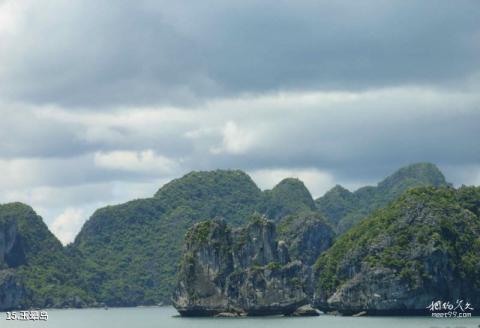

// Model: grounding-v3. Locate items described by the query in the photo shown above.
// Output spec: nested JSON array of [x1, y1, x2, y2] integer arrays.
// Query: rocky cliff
[[277, 211, 335, 265], [0, 218, 26, 310], [173, 216, 312, 316], [0, 270, 25, 310], [314, 186, 480, 315], [0, 218, 25, 269]]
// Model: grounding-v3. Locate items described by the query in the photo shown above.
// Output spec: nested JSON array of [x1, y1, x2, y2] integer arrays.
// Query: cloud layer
[[1, 0, 479, 243]]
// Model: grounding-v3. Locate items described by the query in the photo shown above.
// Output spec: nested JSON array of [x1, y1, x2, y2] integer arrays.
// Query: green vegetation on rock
[[314, 186, 480, 314], [315, 185, 358, 228], [261, 178, 316, 221]]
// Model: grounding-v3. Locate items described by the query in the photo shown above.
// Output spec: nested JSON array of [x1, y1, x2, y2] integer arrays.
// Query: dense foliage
[[314, 185, 358, 227], [260, 178, 316, 221], [154, 170, 264, 226], [315, 163, 449, 233]]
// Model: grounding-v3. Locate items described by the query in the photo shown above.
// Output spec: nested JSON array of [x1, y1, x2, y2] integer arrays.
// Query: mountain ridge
[[315, 163, 449, 233], [0, 162, 466, 311]]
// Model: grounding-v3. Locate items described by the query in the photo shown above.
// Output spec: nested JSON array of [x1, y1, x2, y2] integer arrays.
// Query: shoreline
[[2, 306, 478, 319]]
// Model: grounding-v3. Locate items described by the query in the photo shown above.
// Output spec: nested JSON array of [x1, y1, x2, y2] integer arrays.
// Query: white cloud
[[93, 150, 176, 173], [0, 0, 25, 35], [210, 121, 257, 155], [51, 207, 86, 245], [249, 168, 336, 198], [0, 158, 39, 189]]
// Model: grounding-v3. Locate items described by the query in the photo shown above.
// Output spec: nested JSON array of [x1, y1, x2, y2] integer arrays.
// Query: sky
[[1, 0, 479, 244]]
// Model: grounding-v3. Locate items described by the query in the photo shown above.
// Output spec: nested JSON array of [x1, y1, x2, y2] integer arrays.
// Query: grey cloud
[[2, 88, 479, 189], [0, 105, 195, 158], [0, 0, 479, 107], [0, 106, 91, 158], [180, 91, 480, 184]]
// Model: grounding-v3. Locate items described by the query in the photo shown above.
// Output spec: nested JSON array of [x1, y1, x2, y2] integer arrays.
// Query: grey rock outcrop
[[0, 219, 26, 311], [0, 270, 25, 311], [277, 211, 335, 265], [289, 304, 320, 316], [1, 219, 26, 269], [172, 216, 309, 316]]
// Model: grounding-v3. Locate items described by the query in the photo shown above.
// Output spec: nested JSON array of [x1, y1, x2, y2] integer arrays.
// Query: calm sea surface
[[2, 306, 480, 328]]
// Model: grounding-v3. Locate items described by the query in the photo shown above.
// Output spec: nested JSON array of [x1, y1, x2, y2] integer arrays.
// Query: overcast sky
[[1, 0, 479, 244]]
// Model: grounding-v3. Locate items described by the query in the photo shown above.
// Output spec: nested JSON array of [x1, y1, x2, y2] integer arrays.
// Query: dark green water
[[2, 306, 480, 328]]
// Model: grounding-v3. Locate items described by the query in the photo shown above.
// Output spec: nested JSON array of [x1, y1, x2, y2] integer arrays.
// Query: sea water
[[2, 306, 479, 328]]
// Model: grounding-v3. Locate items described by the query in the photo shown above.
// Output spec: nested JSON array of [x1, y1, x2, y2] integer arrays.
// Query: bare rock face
[[0, 270, 25, 310], [225, 260, 308, 315], [322, 266, 442, 315], [289, 304, 320, 316], [172, 219, 234, 316], [232, 218, 278, 269], [0, 220, 26, 269], [0, 220, 26, 311], [277, 211, 335, 265], [172, 216, 309, 316]]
